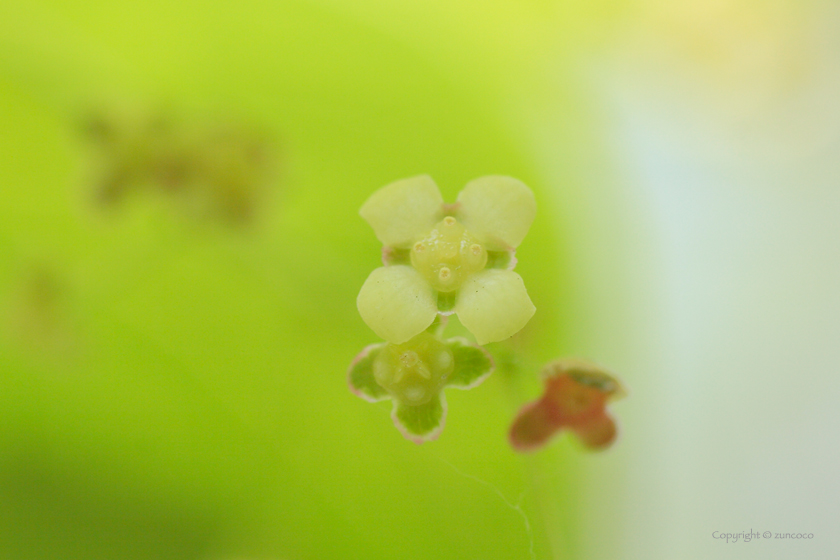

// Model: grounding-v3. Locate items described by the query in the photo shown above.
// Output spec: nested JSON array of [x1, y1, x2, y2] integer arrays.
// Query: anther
[[470, 243, 482, 255], [438, 267, 451, 281], [443, 216, 456, 226], [413, 241, 425, 253]]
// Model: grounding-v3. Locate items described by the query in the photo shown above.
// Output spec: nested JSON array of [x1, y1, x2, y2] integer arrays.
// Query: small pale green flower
[[348, 330, 494, 442], [357, 175, 536, 345]]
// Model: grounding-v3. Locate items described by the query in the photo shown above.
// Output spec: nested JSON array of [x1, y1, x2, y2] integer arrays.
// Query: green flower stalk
[[357, 175, 536, 345], [348, 327, 493, 442]]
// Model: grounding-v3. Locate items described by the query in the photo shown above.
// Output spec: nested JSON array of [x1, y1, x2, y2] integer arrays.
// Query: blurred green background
[[2, 1, 839, 559]]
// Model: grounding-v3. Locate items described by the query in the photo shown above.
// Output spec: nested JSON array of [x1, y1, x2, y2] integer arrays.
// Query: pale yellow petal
[[454, 269, 535, 345], [357, 266, 438, 343], [456, 176, 536, 250], [360, 175, 443, 248]]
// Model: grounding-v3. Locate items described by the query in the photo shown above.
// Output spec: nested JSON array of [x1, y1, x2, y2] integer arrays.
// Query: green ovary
[[409, 217, 487, 292], [373, 333, 455, 405]]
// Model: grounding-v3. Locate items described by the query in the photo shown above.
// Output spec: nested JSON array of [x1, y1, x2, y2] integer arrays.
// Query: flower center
[[410, 217, 487, 292], [372, 333, 455, 405]]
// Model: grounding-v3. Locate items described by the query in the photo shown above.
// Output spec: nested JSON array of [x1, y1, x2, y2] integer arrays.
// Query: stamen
[[438, 267, 451, 281], [470, 243, 482, 255], [413, 241, 425, 253], [443, 216, 456, 226]]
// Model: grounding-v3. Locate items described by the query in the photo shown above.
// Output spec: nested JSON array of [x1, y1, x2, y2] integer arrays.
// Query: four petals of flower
[[348, 330, 494, 443], [357, 175, 536, 345]]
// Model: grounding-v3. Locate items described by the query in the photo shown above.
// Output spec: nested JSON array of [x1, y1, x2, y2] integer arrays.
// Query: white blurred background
[[543, 2, 840, 558]]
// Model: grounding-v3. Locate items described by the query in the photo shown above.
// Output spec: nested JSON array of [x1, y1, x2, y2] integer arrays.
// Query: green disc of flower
[[372, 332, 454, 405], [409, 216, 488, 292]]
